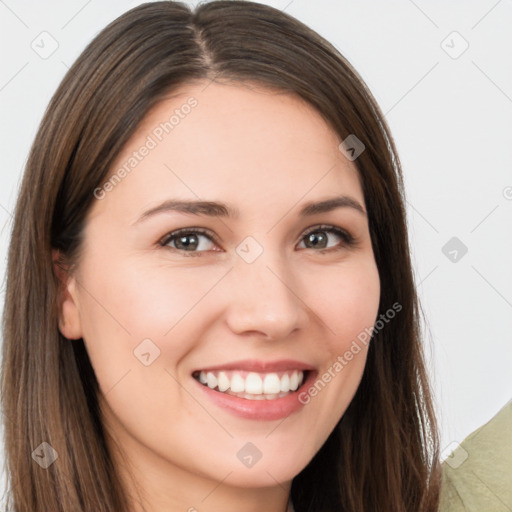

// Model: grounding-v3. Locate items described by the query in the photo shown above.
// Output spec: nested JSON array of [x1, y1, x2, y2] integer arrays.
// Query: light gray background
[[1, 0, 511, 497]]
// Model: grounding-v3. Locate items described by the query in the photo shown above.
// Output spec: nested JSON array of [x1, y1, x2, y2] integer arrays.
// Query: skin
[[56, 80, 381, 512]]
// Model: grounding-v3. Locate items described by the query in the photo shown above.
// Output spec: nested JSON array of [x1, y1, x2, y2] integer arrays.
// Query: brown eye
[[173, 233, 201, 251], [298, 225, 354, 251], [303, 231, 329, 249], [161, 228, 217, 253]]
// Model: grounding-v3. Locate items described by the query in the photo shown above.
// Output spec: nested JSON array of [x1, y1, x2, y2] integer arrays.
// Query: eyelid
[[301, 224, 353, 240], [299, 224, 356, 249], [159, 226, 220, 248]]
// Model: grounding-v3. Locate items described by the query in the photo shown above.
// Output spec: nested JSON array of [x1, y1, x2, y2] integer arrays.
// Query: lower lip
[[193, 371, 317, 421]]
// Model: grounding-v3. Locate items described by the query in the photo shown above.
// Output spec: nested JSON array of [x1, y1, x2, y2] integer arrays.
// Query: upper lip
[[192, 359, 316, 374]]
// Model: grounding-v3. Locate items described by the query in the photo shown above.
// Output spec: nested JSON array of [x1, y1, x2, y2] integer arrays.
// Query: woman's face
[[58, 81, 380, 504]]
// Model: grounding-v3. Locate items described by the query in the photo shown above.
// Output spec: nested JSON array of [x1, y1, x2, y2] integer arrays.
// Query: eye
[[160, 224, 356, 256], [160, 228, 218, 255], [297, 224, 355, 252]]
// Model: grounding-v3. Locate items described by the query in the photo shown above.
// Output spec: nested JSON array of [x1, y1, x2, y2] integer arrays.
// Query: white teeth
[[196, 369, 306, 398], [280, 373, 290, 392], [230, 373, 245, 393], [290, 370, 299, 391], [206, 372, 217, 389], [217, 371, 230, 392], [245, 393, 266, 400], [245, 372, 263, 394], [263, 373, 281, 394]]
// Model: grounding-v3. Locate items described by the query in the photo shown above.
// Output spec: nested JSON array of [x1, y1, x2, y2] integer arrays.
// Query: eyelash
[[159, 224, 356, 257]]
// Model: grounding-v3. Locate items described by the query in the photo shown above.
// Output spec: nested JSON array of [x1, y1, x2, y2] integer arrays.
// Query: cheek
[[293, 257, 380, 427], [75, 256, 228, 385], [74, 258, 219, 432], [79, 254, 225, 339], [305, 257, 381, 351]]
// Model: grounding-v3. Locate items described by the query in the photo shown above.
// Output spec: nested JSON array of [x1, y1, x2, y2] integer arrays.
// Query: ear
[[52, 249, 83, 340]]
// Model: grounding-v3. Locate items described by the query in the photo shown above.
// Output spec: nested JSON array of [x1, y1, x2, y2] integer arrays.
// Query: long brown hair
[[1, 1, 441, 510]]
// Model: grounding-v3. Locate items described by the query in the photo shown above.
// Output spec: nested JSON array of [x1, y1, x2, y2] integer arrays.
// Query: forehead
[[91, 81, 364, 222]]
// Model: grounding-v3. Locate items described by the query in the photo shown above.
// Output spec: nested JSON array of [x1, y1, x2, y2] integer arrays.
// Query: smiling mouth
[[192, 369, 309, 400]]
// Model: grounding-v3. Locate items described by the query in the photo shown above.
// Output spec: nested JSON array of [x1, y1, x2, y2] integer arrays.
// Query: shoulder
[[438, 399, 512, 511]]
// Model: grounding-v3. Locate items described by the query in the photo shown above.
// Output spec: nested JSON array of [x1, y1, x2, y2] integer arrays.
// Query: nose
[[223, 250, 309, 341]]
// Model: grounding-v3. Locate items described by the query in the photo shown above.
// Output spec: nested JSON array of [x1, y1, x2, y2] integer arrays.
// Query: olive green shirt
[[439, 399, 512, 511]]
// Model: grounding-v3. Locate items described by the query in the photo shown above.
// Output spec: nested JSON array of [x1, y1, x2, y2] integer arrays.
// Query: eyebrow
[[135, 195, 366, 224]]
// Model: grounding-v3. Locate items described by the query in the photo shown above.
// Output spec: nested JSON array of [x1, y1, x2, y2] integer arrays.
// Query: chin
[[217, 454, 312, 489]]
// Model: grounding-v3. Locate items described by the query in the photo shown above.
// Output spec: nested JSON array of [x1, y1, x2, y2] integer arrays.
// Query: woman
[[1, 1, 441, 511]]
